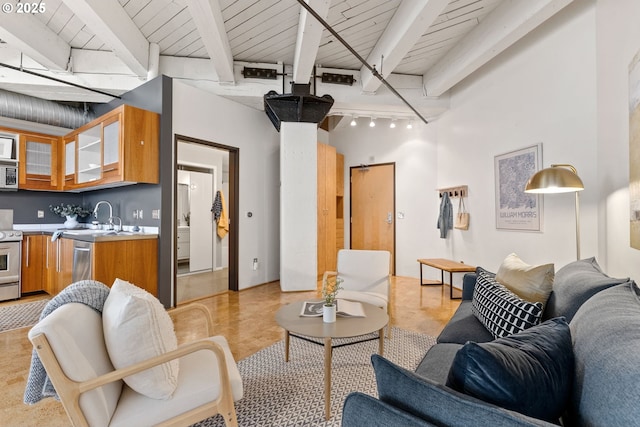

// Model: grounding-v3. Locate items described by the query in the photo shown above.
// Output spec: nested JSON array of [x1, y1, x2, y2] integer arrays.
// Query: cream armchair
[[323, 249, 392, 333], [27, 302, 242, 427]]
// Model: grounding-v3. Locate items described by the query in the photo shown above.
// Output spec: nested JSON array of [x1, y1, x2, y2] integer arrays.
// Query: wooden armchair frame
[[30, 303, 238, 427]]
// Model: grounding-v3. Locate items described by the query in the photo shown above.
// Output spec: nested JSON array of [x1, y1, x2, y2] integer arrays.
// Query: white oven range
[[0, 229, 22, 301]]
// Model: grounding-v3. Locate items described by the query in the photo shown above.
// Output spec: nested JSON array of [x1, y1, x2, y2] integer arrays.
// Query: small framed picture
[[0, 137, 14, 159]]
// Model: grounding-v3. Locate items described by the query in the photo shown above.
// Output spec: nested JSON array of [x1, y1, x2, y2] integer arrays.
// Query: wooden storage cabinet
[[317, 143, 338, 279], [46, 238, 73, 295], [92, 238, 158, 296], [63, 104, 159, 190], [21, 235, 45, 294], [19, 133, 60, 190]]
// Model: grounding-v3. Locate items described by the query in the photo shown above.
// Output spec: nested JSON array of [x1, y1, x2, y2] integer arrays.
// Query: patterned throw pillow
[[472, 268, 543, 339]]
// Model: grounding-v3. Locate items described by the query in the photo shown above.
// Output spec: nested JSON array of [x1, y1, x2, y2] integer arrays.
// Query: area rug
[[0, 299, 49, 333], [193, 327, 436, 427]]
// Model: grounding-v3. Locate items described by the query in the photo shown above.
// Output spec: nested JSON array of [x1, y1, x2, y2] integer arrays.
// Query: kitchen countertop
[[22, 228, 158, 243]]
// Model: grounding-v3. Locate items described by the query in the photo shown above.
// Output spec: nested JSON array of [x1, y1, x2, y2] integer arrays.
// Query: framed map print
[[494, 144, 543, 231]]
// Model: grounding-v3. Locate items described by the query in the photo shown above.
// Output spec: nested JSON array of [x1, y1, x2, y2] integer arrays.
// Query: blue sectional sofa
[[342, 258, 640, 426]]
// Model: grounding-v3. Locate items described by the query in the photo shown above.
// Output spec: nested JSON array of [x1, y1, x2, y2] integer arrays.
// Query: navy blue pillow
[[446, 317, 574, 422]]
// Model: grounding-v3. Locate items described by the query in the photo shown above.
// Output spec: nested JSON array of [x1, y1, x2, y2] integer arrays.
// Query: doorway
[[174, 135, 239, 304], [350, 163, 396, 274]]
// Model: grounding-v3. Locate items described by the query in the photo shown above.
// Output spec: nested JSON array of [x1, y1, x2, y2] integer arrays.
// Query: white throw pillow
[[495, 253, 554, 305], [102, 278, 179, 399]]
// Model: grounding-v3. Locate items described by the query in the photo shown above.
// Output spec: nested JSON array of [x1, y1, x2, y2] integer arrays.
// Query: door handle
[[386, 212, 393, 224]]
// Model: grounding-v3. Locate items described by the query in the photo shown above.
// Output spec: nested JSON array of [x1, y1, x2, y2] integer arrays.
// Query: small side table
[[417, 258, 476, 299]]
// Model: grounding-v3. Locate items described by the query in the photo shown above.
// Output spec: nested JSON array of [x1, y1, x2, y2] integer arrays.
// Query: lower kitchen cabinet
[[21, 235, 45, 294], [92, 239, 158, 296], [46, 237, 73, 295], [22, 234, 158, 297]]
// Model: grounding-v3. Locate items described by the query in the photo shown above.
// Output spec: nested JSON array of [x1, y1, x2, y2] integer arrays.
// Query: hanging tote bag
[[454, 196, 470, 230]]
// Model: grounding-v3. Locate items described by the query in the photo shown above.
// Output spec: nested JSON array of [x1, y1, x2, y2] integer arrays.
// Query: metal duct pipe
[[0, 89, 95, 129]]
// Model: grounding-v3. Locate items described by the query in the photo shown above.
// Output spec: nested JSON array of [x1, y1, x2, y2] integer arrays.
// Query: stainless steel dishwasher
[[72, 241, 92, 282]]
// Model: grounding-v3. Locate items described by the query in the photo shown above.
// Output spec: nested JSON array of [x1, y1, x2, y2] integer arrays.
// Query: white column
[[280, 122, 317, 291]]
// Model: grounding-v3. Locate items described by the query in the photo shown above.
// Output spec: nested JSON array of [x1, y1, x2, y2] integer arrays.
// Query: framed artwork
[[629, 49, 640, 250], [494, 143, 543, 231]]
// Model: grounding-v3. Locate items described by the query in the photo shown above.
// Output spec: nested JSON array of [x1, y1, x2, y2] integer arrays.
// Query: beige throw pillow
[[495, 253, 554, 305], [102, 278, 179, 399]]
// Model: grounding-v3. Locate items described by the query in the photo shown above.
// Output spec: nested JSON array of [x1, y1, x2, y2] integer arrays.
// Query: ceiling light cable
[[295, 0, 428, 125]]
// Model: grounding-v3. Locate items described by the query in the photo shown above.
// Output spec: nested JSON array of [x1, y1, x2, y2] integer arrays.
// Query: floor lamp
[[524, 164, 585, 260]]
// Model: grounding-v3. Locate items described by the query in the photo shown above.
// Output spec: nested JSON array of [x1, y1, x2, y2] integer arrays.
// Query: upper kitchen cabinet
[[62, 104, 159, 190], [18, 132, 60, 190]]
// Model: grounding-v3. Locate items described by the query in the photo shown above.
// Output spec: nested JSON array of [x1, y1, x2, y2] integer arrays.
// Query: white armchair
[[323, 249, 391, 330], [27, 302, 242, 427]]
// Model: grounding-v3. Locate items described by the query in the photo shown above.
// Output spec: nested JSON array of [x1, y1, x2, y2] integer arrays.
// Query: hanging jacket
[[437, 192, 453, 238]]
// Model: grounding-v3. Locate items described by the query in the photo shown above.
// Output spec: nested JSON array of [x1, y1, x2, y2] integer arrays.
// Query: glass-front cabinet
[[101, 116, 121, 182], [10, 104, 158, 191], [18, 133, 59, 190], [62, 135, 76, 188], [76, 124, 102, 184]]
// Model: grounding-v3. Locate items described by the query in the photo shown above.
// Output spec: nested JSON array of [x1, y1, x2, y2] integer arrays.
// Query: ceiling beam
[[61, 0, 150, 77], [423, 0, 574, 96], [360, 0, 449, 93], [0, 12, 70, 71], [184, 0, 235, 84], [293, 0, 331, 85]]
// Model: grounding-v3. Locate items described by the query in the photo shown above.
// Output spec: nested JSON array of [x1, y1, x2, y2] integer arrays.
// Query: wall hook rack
[[437, 185, 468, 198]]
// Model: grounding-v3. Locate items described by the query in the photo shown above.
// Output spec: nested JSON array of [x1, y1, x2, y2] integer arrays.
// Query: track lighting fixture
[[350, 116, 357, 126], [389, 119, 396, 129], [406, 121, 413, 129], [369, 118, 376, 127]]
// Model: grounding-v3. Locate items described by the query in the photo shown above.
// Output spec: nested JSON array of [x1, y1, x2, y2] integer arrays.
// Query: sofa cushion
[[372, 355, 552, 426], [543, 257, 630, 321], [415, 343, 462, 384], [495, 253, 554, 305], [436, 301, 494, 344], [566, 281, 640, 427], [102, 278, 179, 400], [446, 317, 573, 423], [472, 268, 543, 339]]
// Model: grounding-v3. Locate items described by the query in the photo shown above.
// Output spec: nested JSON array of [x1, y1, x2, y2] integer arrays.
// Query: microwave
[[0, 160, 18, 190]]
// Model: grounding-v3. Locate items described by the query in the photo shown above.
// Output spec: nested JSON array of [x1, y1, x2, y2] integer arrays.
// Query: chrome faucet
[[93, 201, 114, 230]]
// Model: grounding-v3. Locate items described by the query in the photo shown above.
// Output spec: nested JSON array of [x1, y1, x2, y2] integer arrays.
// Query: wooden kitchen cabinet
[[46, 238, 73, 295], [21, 235, 45, 294], [64, 104, 159, 190], [92, 238, 158, 296], [18, 132, 60, 190]]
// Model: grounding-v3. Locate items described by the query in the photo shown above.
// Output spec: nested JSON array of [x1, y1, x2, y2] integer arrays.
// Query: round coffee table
[[275, 300, 389, 420]]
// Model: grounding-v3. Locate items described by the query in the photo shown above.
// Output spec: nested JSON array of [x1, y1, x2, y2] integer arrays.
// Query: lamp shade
[[524, 165, 584, 194]]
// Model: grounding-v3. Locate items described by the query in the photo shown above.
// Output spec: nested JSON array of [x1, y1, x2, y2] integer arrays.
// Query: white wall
[[331, 117, 439, 278], [331, 0, 640, 288], [436, 1, 598, 273], [172, 81, 281, 290], [595, 0, 640, 280]]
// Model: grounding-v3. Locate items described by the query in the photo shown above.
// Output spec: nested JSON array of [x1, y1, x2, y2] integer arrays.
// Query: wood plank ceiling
[[0, 0, 574, 121]]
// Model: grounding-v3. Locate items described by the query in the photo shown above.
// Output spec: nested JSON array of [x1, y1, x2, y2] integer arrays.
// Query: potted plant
[[321, 276, 344, 323], [49, 203, 92, 229]]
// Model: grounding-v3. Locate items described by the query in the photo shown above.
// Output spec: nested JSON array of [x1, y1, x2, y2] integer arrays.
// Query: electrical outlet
[[37, 210, 44, 219], [253, 258, 258, 271], [133, 209, 143, 219], [152, 209, 160, 220]]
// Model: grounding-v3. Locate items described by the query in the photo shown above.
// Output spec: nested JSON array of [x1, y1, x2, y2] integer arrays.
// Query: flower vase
[[323, 304, 336, 323], [64, 214, 79, 229]]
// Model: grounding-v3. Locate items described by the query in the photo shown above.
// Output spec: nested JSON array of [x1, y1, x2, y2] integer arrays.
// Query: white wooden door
[[189, 170, 213, 272]]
